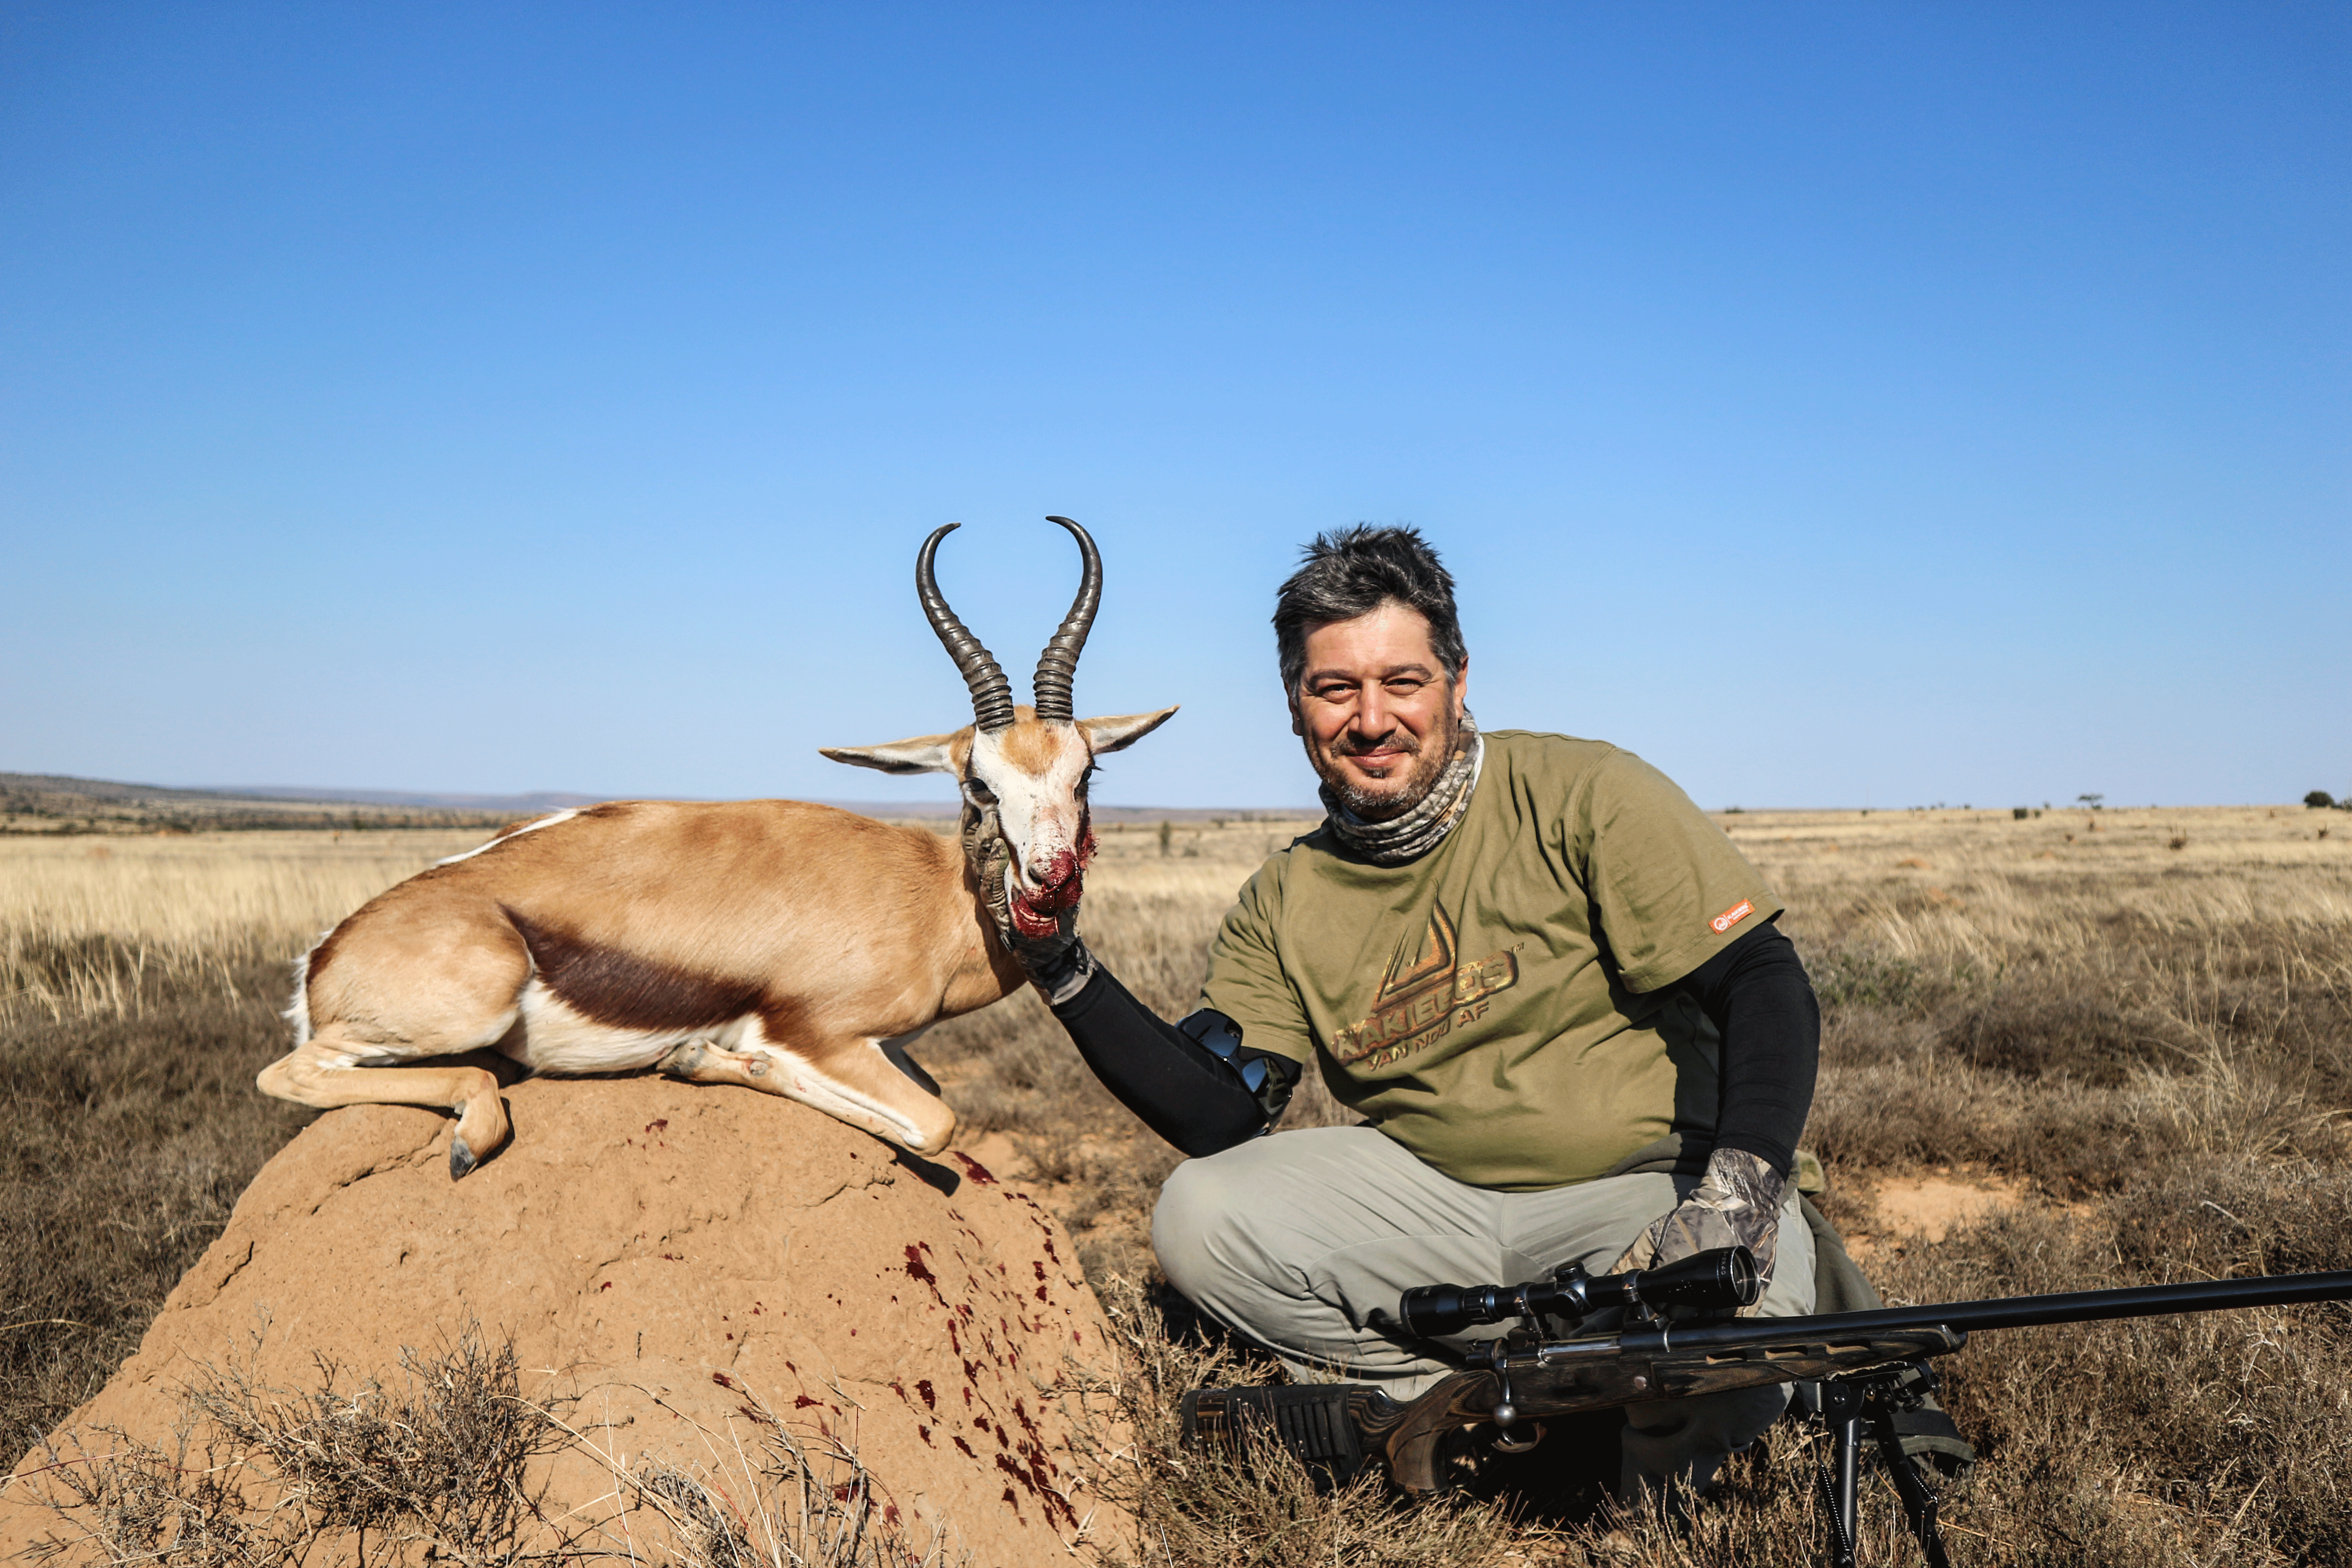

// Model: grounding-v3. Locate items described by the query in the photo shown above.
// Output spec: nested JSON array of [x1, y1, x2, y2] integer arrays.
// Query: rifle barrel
[[1653, 1269, 2352, 1356]]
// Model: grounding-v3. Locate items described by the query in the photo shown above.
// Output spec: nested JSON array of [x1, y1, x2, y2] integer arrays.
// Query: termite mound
[[0, 1074, 1127, 1567]]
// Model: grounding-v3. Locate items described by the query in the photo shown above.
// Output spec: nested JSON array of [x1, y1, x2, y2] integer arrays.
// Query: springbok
[[258, 517, 1174, 1177]]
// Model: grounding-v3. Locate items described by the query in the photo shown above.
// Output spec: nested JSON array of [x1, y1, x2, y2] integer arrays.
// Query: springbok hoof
[[450, 1134, 478, 1180]]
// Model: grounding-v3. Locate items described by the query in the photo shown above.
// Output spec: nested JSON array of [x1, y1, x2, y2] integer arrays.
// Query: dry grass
[[1740, 807, 2352, 1196], [0, 830, 487, 1023], [5, 804, 2352, 1564], [1069, 1273, 1523, 1568]]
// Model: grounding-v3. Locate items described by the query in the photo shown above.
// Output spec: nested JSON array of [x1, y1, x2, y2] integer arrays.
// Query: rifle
[[1181, 1248, 2352, 1568]]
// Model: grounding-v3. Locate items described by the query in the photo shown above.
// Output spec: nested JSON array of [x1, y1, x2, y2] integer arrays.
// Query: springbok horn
[[1031, 515, 1102, 724], [916, 524, 1016, 733]]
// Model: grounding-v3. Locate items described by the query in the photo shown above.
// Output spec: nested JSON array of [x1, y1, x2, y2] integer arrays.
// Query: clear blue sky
[[4, 4, 2344, 811]]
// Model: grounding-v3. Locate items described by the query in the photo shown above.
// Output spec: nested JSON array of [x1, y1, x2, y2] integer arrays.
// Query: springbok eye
[[965, 776, 997, 806]]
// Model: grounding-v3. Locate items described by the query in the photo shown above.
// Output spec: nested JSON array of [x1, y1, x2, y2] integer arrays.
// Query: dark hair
[[1272, 525, 1467, 694]]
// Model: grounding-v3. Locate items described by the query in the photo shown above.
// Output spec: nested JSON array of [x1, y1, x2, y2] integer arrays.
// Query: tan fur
[[263, 799, 1024, 1170], [995, 718, 1066, 775]]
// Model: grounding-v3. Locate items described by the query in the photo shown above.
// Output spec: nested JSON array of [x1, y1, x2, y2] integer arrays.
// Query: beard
[[1313, 712, 1461, 822]]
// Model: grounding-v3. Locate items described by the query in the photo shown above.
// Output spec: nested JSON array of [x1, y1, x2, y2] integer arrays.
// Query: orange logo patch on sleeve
[[1710, 899, 1755, 935]]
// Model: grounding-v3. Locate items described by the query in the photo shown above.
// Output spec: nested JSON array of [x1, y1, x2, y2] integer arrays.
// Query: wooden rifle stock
[[1366, 1326, 1965, 1492]]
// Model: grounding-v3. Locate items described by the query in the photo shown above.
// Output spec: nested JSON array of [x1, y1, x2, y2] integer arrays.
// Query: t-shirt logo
[[1332, 903, 1520, 1070], [1710, 898, 1755, 935]]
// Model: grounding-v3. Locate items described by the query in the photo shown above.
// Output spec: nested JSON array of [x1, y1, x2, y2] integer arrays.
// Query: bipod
[[1813, 1362, 1952, 1568]]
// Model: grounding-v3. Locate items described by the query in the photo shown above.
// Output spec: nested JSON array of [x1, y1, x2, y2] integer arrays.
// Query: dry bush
[[1860, 1164, 2352, 1566], [1800, 911, 2352, 1191], [583, 1372, 969, 1568], [0, 831, 501, 1467], [623, 1439, 961, 1568], [16, 1331, 577, 1568], [13, 1331, 958, 1568]]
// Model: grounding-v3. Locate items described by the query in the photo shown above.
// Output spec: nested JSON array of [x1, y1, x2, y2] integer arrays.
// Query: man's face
[[1291, 600, 1468, 821]]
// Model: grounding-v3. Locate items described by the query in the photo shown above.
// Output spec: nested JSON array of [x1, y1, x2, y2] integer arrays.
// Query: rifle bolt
[[1492, 1401, 1518, 1427], [1632, 1376, 1648, 1391]]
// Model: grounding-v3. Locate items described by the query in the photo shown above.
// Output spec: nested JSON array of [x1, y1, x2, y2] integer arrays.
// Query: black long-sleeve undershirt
[[1676, 918, 1818, 1176], [1049, 967, 1275, 1156], [1049, 918, 1819, 1170]]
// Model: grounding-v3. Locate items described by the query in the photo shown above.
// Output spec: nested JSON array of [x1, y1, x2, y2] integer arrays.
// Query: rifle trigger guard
[[1490, 1423, 1544, 1455], [1486, 1361, 1548, 1454]]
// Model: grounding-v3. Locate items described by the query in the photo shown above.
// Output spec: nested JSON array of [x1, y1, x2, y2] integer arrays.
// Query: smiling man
[[1013, 526, 1828, 1503]]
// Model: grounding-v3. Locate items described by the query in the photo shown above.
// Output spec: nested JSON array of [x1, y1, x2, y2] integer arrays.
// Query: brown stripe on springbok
[[504, 907, 767, 1032]]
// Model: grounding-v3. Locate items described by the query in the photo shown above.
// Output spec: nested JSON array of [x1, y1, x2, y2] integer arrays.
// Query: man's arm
[[1609, 918, 1819, 1295], [1014, 851, 1309, 1159], [1022, 942, 1303, 1157], [1676, 916, 1819, 1176]]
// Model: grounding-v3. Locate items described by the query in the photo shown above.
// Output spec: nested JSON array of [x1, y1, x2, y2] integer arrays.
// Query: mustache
[[1332, 729, 1421, 759]]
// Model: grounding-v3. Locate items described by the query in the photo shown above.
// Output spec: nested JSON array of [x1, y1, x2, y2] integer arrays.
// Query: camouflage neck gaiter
[[1318, 710, 1484, 867]]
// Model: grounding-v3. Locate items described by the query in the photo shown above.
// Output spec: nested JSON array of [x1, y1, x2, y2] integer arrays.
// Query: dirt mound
[[1, 1076, 1123, 1565]]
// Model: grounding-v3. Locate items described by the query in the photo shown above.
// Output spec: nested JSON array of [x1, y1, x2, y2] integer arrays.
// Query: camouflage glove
[[1009, 908, 1097, 1006], [1608, 1147, 1786, 1316]]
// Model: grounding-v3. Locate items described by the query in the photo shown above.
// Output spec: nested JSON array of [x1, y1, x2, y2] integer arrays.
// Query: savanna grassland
[[4, 800, 2350, 1566]]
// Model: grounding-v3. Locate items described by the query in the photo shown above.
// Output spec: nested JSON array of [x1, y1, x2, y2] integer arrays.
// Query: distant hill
[[2, 772, 280, 806], [217, 784, 608, 813], [1, 771, 1314, 833], [208, 788, 1306, 823], [0, 772, 519, 833]]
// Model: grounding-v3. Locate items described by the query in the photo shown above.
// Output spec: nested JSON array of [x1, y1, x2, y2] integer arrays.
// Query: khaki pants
[[1152, 1125, 1817, 1499]]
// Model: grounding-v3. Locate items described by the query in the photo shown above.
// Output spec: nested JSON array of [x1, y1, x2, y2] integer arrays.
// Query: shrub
[[14, 1332, 961, 1568], [17, 1333, 578, 1568]]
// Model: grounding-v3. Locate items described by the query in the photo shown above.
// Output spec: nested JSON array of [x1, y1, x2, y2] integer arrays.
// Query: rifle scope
[[1399, 1245, 1760, 1340]]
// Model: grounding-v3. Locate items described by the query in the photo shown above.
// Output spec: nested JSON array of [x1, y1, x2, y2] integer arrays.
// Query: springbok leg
[[660, 1030, 957, 1156], [257, 1033, 510, 1178]]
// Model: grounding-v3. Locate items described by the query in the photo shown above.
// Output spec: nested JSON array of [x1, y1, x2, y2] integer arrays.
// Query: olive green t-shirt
[[1200, 731, 1782, 1191]]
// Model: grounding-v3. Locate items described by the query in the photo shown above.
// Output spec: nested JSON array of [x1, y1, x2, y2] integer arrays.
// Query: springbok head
[[821, 517, 1177, 939]]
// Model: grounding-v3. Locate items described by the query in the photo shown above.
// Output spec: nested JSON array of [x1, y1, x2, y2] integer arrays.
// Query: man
[[1014, 526, 1821, 1500]]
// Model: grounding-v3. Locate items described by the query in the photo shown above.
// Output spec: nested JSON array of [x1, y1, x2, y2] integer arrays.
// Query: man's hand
[[1010, 907, 1097, 1006], [1608, 1147, 1787, 1315]]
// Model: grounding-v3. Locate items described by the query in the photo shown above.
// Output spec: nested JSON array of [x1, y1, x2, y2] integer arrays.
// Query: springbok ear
[[819, 732, 963, 775], [1078, 706, 1179, 755]]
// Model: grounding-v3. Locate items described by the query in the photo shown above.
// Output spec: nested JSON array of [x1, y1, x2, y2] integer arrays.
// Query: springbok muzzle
[[1009, 846, 1090, 937]]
